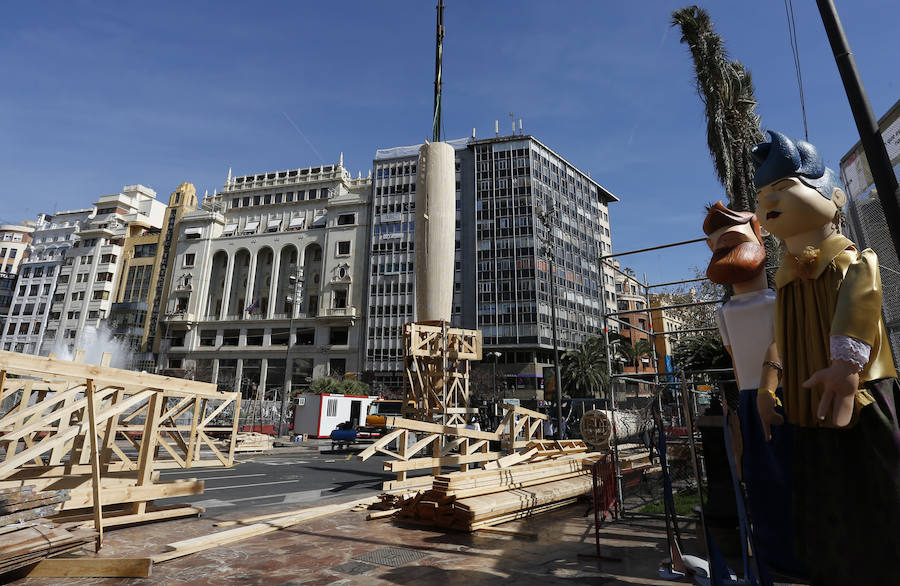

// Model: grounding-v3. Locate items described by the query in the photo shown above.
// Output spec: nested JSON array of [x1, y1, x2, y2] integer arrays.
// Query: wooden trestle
[[0, 350, 241, 539]]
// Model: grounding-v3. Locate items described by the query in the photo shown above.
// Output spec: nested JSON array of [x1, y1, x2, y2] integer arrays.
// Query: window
[[184, 227, 202, 239], [336, 241, 350, 256], [326, 399, 338, 417], [92, 290, 109, 301], [246, 329, 264, 345], [297, 328, 315, 345], [329, 358, 346, 377], [184, 254, 196, 267], [337, 213, 355, 226], [222, 329, 240, 346], [200, 330, 216, 346], [329, 327, 349, 345], [333, 289, 348, 309]]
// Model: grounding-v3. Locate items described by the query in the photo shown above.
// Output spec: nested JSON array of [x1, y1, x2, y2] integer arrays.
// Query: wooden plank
[[482, 447, 538, 471], [502, 403, 549, 421], [153, 496, 380, 563], [356, 429, 405, 461], [382, 476, 434, 491], [59, 479, 204, 510], [20, 557, 152, 578], [0, 351, 217, 396], [384, 417, 498, 441], [85, 379, 103, 549], [385, 451, 500, 472]]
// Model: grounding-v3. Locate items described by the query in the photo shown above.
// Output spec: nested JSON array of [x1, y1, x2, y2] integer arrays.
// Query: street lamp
[[278, 266, 304, 437], [487, 351, 502, 400], [537, 204, 565, 439]]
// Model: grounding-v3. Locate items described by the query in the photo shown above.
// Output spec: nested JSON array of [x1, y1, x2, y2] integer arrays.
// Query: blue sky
[[2, 1, 898, 285]]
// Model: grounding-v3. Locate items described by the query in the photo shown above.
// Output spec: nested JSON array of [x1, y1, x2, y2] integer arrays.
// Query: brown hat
[[702, 201, 756, 236]]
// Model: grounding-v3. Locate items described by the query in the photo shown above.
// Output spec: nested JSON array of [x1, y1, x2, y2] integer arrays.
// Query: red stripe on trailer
[[316, 395, 325, 438]]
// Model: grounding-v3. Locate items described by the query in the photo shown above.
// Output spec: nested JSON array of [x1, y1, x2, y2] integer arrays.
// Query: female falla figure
[[751, 131, 900, 585]]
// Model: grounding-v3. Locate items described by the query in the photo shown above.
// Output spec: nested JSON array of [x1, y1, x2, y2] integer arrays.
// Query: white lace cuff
[[830, 335, 871, 372]]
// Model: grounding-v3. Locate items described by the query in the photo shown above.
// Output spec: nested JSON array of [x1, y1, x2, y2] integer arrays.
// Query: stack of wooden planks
[[1, 486, 69, 526], [394, 453, 597, 531], [0, 485, 96, 576], [228, 432, 274, 453]]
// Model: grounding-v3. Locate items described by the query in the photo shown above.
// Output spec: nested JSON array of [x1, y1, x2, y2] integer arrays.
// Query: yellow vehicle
[[362, 399, 415, 435]]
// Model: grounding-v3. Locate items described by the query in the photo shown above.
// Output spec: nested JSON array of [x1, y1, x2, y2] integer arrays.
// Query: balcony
[[163, 311, 195, 323], [321, 307, 357, 318]]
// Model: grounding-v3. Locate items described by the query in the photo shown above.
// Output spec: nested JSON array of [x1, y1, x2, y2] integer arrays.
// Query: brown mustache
[[706, 241, 766, 285]]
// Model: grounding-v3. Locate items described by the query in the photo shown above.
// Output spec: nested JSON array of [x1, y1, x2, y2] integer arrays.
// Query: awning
[[223, 223, 238, 235], [184, 227, 202, 236], [267, 219, 282, 231], [288, 216, 304, 229], [244, 221, 260, 233], [311, 214, 327, 228]]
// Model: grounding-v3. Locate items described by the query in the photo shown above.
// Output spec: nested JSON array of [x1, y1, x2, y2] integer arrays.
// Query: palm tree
[[561, 336, 610, 398], [633, 339, 654, 368], [671, 6, 764, 213]]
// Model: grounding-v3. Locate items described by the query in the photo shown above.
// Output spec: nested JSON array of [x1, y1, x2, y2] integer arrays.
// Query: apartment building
[[162, 160, 371, 399], [0, 210, 93, 354], [0, 223, 36, 332], [42, 185, 166, 361], [107, 183, 198, 369], [364, 134, 618, 399]]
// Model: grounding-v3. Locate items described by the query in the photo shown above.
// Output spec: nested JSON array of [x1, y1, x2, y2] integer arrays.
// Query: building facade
[[0, 210, 93, 354], [162, 160, 371, 399], [0, 223, 36, 333], [364, 134, 618, 399], [611, 263, 656, 396], [107, 183, 199, 369], [364, 138, 474, 394], [42, 185, 166, 363]]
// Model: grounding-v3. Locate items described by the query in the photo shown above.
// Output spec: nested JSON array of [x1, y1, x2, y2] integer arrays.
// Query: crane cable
[[784, 0, 809, 141]]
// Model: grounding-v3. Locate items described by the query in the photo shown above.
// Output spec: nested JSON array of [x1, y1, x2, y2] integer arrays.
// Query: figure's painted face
[[755, 177, 838, 239], [705, 222, 766, 285]]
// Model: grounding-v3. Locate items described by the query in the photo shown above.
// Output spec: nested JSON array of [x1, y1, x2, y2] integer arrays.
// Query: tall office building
[[364, 138, 474, 393], [163, 160, 371, 398], [364, 134, 618, 399]]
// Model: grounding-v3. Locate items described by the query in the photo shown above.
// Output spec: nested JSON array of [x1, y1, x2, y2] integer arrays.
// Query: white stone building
[[163, 160, 371, 399], [0, 223, 36, 332], [42, 185, 165, 359], [0, 209, 94, 354]]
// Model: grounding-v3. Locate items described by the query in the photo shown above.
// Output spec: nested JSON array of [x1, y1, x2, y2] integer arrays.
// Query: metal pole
[[816, 0, 900, 264], [549, 254, 564, 439], [431, 0, 445, 143]]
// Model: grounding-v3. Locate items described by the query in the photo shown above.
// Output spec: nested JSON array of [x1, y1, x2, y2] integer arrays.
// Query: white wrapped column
[[415, 141, 456, 323]]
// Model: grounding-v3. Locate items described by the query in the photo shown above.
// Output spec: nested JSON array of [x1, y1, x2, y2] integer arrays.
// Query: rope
[[784, 0, 809, 140]]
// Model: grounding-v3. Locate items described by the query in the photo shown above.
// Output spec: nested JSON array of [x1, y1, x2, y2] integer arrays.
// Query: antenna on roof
[[494, 120, 499, 136], [519, 119, 523, 135], [431, 0, 445, 143], [509, 112, 515, 134], [226, 166, 232, 185]]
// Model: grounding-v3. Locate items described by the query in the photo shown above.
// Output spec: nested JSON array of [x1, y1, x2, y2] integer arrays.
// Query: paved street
[[155, 444, 428, 516]]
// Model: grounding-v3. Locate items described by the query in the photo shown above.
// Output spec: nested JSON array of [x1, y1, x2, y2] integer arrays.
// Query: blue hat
[[751, 130, 842, 200]]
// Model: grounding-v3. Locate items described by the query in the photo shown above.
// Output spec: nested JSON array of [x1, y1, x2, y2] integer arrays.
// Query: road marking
[[187, 473, 266, 481], [186, 499, 233, 509], [202, 479, 300, 492]]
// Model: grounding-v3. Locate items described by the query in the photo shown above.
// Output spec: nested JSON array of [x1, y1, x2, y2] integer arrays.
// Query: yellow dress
[[773, 233, 897, 428]]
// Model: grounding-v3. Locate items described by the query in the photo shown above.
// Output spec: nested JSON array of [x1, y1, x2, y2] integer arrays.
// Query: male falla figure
[[703, 201, 805, 578], [752, 130, 900, 585]]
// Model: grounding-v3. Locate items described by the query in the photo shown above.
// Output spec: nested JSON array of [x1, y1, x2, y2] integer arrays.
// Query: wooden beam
[[384, 417, 498, 441], [385, 451, 500, 472], [0, 351, 217, 396], [20, 557, 152, 578], [85, 379, 103, 550]]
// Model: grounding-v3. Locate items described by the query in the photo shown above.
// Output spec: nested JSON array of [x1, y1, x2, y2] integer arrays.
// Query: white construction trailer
[[292, 393, 378, 438]]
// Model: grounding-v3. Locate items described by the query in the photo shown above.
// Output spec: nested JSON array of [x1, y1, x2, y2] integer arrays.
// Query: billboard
[[839, 98, 900, 201]]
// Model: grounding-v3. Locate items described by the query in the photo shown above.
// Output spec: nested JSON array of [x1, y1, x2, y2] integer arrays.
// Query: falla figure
[[703, 201, 805, 579], [752, 130, 900, 586]]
